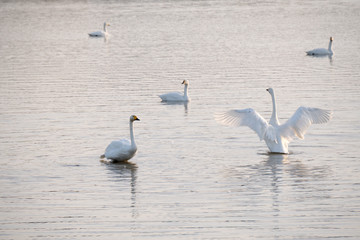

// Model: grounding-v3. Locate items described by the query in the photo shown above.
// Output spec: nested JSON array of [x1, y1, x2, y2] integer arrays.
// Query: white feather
[[159, 80, 190, 102], [215, 108, 268, 141], [89, 22, 110, 38], [104, 139, 135, 161], [215, 88, 332, 154], [280, 107, 333, 140], [102, 115, 140, 162], [306, 37, 333, 56]]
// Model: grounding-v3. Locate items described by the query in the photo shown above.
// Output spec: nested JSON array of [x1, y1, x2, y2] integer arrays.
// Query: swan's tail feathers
[[100, 154, 105, 159]]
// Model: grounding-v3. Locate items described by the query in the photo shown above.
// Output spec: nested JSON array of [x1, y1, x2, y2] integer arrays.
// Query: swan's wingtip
[[328, 110, 334, 119], [214, 111, 225, 119]]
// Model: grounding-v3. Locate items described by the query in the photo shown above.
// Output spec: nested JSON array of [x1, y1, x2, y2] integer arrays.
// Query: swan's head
[[182, 80, 189, 85], [266, 88, 274, 95], [130, 115, 140, 122], [104, 22, 110, 27], [330, 37, 333, 41]]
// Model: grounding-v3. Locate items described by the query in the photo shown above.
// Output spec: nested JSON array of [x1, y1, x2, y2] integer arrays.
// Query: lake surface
[[1, 0, 360, 239]]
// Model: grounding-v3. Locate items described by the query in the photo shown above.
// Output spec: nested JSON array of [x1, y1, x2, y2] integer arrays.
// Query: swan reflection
[[306, 53, 333, 64], [161, 101, 189, 114], [101, 160, 138, 217], [263, 152, 329, 186], [225, 152, 331, 195]]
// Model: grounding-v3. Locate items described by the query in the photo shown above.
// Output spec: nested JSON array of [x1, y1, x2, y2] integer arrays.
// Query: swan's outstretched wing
[[215, 108, 270, 141], [280, 107, 332, 140]]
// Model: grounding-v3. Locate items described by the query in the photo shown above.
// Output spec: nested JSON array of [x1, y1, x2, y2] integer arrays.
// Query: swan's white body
[[306, 37, 333, 56], [159, 80, 190, 102], [215, 88, 332, 154], [89, 22, 110, 37], [101, 115, 140, 162]]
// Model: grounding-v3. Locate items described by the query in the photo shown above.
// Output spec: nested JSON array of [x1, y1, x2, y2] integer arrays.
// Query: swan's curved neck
[[129, 120, 136, 147], [184, 84, 189, 98], [269, 92, 279, 125], [328, 40, 333, 52], [103, 23, 108, 32]]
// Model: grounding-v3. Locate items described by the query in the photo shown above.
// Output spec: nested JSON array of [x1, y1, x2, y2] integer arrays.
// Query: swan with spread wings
[[215, 88, 332, 154]]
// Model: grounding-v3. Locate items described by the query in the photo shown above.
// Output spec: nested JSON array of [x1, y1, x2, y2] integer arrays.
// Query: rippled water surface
[[1, 0, 360, 239]]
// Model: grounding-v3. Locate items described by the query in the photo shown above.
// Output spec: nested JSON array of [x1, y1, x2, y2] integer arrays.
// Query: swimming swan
[[215, 88, 332, 154], [101, 115, 140, 162], [89, 22, 110, 37], [159, 80, 190, 102], [306, 37, 333, 56]]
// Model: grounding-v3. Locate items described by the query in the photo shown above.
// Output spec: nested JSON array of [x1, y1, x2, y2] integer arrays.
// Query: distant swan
[[306, 37, 333, 56], [159, 80, 190, 102], [89, 22, 110, 37], [215, 88, 332, 154], [101, 115, 140, 162]]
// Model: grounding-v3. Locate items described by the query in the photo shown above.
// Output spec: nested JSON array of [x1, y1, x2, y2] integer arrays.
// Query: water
[[1, 0, 360, 239]]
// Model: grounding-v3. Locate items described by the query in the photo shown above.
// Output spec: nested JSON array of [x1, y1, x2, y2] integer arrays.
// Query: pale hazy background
[[0, 0, 360, 239]]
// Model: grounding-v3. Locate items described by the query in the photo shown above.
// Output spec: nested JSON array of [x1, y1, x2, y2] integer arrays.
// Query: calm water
[[1, 0, 360, 239]]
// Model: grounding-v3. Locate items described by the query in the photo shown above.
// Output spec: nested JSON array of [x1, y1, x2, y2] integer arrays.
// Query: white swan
[[306, 37, 333, 56], [89, 22, 110, 37], [101, 115, 140, 162], [159, 80, 190, 102], [215, 88, 332, 154]]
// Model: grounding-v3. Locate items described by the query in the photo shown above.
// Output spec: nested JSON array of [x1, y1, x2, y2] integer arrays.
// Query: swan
[[159, 80, 190, 102], [89, 22, 110, 37], [101, 115, 140, 162], [215, 88, 332, 154], [306, 37, 333, 56]]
